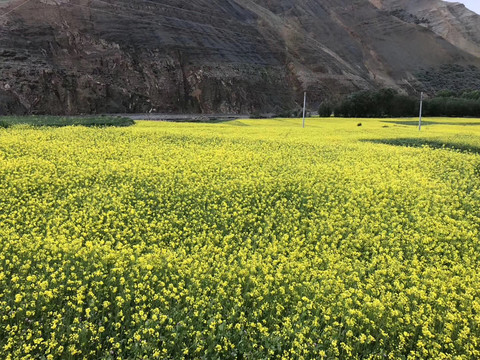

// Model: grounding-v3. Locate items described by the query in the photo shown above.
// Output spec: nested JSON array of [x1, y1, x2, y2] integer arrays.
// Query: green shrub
[[0, 116, 135, 127], [318, 102, 334, 117], [0, 120, 10, 129], [334, 88, 480, 118]]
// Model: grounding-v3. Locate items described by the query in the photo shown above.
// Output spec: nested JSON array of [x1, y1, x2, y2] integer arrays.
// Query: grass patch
[[364, 138, 480, 154], [382, 120, 480, 126], [0, 115, 135, 128], [0, 120, 10, 129]]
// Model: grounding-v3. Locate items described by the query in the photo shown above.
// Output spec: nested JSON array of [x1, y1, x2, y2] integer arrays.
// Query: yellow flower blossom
[[0, 118, 480, 358]]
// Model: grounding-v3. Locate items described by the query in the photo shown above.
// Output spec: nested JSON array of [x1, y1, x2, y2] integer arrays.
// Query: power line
[[1, 0, 284, 62], [115, 0, 253, 27], [60, 2, 282, 62], [0, 0, 35, 18], [86, 0, 260, 40], [69, 0, 283, 57], [2, 0, 259, 40], [114, 0, 353, 73]]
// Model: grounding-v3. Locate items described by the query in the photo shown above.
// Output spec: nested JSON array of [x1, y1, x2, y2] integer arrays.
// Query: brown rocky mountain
[[1, 0, 480, 115], [372, 0, 480, 57]]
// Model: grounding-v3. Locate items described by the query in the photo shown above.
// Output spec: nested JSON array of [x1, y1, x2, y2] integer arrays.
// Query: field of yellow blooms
[[1, 117, 480, 359]]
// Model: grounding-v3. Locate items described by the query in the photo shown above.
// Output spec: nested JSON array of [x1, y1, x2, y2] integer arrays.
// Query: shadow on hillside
[[363, 138, 480, 154], [225, 120, 249, 126]]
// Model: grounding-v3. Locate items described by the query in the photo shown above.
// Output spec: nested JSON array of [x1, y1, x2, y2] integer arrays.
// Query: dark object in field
[[357, 123, 363, 127]]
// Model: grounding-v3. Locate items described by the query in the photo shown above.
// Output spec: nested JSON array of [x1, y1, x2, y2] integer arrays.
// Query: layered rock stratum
[[1, 0, 480, 115]]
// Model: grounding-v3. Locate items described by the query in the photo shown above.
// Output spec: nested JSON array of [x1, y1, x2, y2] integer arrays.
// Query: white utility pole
[[418, 92, 424, 131], [302, 92, 307, 128]]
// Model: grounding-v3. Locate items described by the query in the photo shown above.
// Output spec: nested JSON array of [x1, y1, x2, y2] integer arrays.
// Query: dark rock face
[[1, 0, 480, 115], [0, 89, 26, 115]]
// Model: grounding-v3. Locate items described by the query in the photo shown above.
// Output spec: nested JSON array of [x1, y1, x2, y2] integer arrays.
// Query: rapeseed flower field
[[1, 117, 480, 359]]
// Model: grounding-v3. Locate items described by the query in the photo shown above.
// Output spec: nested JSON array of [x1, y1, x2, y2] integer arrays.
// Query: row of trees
[[436, 89, 480, 100], [319, 89, 480, 118]]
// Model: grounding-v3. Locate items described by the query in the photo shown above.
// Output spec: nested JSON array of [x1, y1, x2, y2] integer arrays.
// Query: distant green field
[[0, 115, 135, 128], [1, 117, 480, 359]]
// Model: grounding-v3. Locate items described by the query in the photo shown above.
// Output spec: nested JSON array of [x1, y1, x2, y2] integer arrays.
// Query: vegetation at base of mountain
[[416, 65, 480, 93], [330, 88, 480, 118], [331, 89, 417, 118], [436, 89, 480, 100]]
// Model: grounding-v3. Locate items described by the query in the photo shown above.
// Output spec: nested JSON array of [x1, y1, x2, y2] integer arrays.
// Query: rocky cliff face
[[1, 0, 480, 115]]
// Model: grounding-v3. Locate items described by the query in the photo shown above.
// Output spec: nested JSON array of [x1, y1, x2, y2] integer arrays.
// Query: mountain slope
[[373, 0, 480, 57], [1, 0, 480, 115]]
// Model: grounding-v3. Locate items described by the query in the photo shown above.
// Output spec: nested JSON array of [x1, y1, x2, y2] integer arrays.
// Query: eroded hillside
[[1, 0, 480, 115]]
